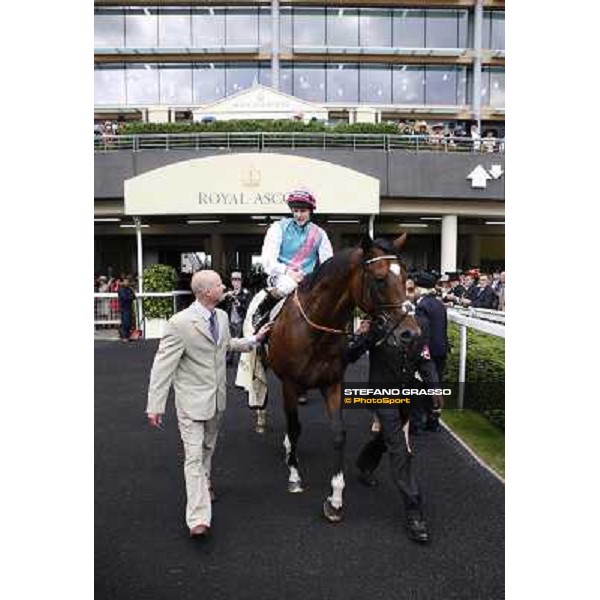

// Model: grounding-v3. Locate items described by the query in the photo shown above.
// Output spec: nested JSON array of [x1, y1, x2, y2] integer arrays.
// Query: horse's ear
[[360, 234, 373, 254], [393, 232, 408, 252]]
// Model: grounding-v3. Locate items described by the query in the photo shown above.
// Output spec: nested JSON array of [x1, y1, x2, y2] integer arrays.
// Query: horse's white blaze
[[328, 472, 345, 509], [283, 434, 291, 458], [403, 421, 412, 454], [289, 466, 301, 483]]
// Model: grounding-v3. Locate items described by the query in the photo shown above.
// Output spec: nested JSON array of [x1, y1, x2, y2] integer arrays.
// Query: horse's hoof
[[288, 480, 305, 493], [323, 499, 344, 523]]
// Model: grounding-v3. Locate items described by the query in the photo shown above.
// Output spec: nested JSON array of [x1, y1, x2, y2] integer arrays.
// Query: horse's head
[[352, 233, 421, 347]]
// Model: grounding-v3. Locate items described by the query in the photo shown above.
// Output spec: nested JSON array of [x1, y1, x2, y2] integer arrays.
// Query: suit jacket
[[470, 285, 499, 309], [415, 294, 448, 359], [146, 305, 254, 421]]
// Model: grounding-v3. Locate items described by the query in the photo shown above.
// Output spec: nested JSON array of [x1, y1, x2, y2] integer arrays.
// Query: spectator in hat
[[429, 123, 444, 147], [441, 272, 466, 305], [482, 129, 498, 153], [219, 271, 252, 366], [413, 271, 449, 384]]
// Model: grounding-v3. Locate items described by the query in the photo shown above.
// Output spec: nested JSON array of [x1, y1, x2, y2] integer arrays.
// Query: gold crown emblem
[[241, 167, 261, 188]]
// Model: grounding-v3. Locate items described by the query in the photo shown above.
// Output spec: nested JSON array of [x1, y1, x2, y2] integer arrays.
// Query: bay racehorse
[[264, 233, 420, 522]]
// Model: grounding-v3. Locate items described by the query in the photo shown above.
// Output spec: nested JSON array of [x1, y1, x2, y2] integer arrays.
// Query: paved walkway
[[95, 341, 504, 600]]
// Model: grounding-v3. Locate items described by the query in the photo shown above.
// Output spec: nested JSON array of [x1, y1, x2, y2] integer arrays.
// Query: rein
[[293, 253, 414, 336], [293, 288, 353, 335]]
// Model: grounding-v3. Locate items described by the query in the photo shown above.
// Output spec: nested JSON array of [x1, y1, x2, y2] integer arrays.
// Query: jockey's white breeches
[[268, 272, 298, 297]]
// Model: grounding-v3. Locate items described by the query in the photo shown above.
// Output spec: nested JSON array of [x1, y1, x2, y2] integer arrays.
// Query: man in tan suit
[[146, 270, 270, 538]]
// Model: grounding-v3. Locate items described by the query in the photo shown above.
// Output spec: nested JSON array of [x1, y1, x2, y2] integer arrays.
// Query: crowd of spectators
[[408, 268, 505, 311], [393, 120, 504, 153]]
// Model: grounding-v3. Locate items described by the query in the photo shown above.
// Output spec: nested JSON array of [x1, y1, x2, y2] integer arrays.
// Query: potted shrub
[[142, 264, 177, 339]]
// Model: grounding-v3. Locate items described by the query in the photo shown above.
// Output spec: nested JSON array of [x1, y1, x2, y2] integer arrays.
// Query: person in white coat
[[146, 270, 270, 538]]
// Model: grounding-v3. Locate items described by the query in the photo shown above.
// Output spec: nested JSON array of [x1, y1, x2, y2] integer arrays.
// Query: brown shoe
[[189, 524, 210, 538]]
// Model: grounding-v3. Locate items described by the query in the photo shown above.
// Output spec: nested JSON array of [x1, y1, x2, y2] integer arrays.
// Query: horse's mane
[[299, 247, 355, 292]]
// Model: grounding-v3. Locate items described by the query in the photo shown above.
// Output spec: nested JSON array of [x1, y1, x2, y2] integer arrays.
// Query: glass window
[[489, 67, 505, 107], [226, 8, 258, 46], [95, 64, 126, 105], [293, 63, 326, 102], [392, 65, 424, 104], [226, 63, 259, 96], [126, 64, 159, 104], [259, 62, 293, 94], [393, 9, 424, 48], [95, 9, 124, 48], [360, 65, 391, 104], [160, 64, 192, 104], [426, 10, 458, 48], [326, 8, 359, 47], [193, 63, 225, 103], [293, 8, 326, 47], [457, 11, 469, 48], [258, 9, 292, 51], [280, 8, 293, 51], [425, 66, 457, 104], [192, 8, 225, 47], [259, 7, 272, 50], [482, 12, 492, 49], [456, 66, 469, 105], [158, 8, 191, 48], [491, 12, 505, 50], [359, 9, 392, 47], [125, 7, 158, 48], [326, 63, 358, 103], [480, 68, 490, 106]]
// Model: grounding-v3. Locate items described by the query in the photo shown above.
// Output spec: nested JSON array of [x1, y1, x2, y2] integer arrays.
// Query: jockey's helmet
[[286, 189, 317, 211]]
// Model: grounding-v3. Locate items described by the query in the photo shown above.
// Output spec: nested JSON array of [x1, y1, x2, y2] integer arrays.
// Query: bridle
[[294, 252, 415, 336]]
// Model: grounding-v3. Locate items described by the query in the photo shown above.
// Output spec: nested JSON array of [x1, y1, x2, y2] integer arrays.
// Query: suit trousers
[[177, 411, 223, 529], [370, 408, 422, 512]]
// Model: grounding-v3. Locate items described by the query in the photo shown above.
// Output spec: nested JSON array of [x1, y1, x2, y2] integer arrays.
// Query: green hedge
[[121, 120, 400, 135], [142, 264, 177, 320], [445, 323, 505, 430]]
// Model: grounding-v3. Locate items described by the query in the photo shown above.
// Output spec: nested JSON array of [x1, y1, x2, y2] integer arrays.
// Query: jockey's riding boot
[[252, 292, 279, 333], [406, 509, 430, 544]]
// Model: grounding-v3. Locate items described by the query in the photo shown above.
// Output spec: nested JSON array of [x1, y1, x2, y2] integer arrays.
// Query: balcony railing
[[94, 133, 505, 154]]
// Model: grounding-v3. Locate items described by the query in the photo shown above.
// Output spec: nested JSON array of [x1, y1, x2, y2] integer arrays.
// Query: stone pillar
[[441, 215, 458, 274], [210, 233, 225, 274]]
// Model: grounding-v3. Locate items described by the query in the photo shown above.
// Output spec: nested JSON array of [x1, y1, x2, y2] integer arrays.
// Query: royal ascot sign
[[124, 153, 380, 215]]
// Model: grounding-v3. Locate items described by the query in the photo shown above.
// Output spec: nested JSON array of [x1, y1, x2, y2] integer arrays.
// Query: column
[[472, 0, 484, 130], [210, 233, 224, 274], [271, 0, 280, 90], [440, 215, 458, 274]]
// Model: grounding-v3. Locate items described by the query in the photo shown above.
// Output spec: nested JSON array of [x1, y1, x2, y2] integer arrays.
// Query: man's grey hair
[[191, 270, 220, 296]]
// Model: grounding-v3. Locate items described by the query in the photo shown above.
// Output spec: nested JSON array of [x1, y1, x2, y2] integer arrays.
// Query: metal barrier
[[447, 308, 505, 409], [94, 291, 193, 336], [94, 133, 506, 155]]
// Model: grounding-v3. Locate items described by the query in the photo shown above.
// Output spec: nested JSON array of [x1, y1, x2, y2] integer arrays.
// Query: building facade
[[94, 1, 505, 278]]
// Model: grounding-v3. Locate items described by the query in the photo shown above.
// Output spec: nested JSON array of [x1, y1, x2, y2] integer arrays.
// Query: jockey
[[252, 189, 334, 330]]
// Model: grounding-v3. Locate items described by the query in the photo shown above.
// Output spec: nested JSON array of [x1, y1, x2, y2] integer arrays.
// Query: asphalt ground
[[95, 341, 504, 600]]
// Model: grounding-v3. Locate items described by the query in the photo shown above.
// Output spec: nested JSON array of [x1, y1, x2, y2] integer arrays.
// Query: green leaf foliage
[[120, 120, 400, 135], [446, 323, 505, 431], [142, 264, 177, 320]]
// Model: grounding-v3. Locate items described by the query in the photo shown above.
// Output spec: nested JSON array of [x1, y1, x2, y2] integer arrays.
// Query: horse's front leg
[[323, 382, 346, 522], [282, 379, 304, 493]]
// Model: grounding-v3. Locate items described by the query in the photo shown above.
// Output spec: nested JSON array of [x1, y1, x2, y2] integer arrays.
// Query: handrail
[[94, 132, 506, 154]]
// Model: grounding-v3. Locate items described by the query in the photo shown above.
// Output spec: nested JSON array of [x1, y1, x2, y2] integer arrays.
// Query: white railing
[[94, 291, 193, 335], [447, 308, 505, 409]]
